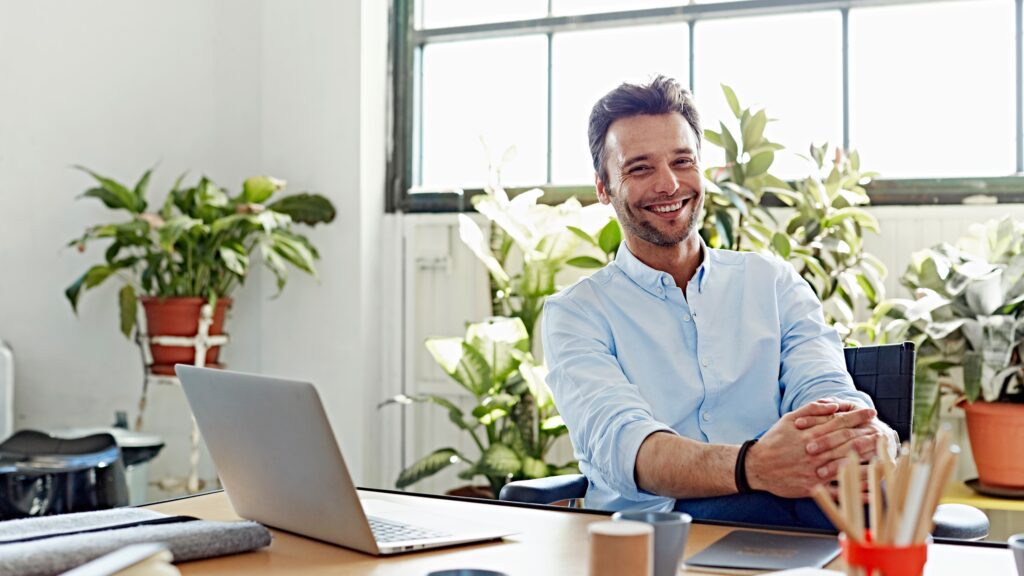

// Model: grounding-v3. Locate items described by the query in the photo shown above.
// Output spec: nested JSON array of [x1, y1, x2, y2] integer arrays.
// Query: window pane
[[694, 12, 842, 179], [551, 24, 689, 184], [553, 0, 680, 16], [850, 1, 1015, 177], [419, 0, 547, 29], [420, 36, 548, 189]]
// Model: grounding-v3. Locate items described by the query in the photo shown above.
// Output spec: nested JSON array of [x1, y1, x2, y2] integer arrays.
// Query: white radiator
[[0, 340, 13, 439]]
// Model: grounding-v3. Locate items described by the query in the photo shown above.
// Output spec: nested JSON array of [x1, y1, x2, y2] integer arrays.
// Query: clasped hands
[[744, 398, 897, 500]]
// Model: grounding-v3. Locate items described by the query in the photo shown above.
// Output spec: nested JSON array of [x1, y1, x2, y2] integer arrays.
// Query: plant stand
[[133, 302, 229, 494]]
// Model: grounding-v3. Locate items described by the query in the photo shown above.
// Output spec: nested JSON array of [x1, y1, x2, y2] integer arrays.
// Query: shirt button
[[701, 356, 710, 367], [702, 412, 711, 422], [661, 276, 672, 286], [682, 314, 691, 322]]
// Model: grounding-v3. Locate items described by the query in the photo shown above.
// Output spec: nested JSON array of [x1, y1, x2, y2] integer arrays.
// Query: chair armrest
[[498, 474, 588, 505]]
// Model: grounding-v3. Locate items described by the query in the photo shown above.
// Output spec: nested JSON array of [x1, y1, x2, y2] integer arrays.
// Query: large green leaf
[[566, 256, 605, 269], [719, 123, 739, 164], [158, 215, 204, 252], [425, 338, 493, 397], [466, 317, 530, 388], [478, 443, 521, 477], [118, 285, 137, 338], [268, 193, 337, 225], [218, 245, 250, 277], [741, 110, 768, 150], [771, 232, 791, 259], [521, 456, 549, 479], [269, 231, 318, 276], [597, 219, 622, 255], [396, 448, 462, 489], [242, 176, 283, 204], [133, 168, 152, 212], [745, 150, 774, 178], [721, 84, 741, 118], [75, 166, 141, 213]]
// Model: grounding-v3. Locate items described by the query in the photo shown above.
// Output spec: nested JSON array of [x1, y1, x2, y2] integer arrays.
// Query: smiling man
[[541, 76, 897, 528]]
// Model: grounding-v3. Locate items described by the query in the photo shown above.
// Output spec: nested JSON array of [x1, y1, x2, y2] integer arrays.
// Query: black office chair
[[499, 343, 989, 540], [0, 430, 129, 519]]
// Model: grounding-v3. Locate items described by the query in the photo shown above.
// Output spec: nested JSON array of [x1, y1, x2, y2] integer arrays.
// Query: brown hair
[[587, 75, 702, 188]]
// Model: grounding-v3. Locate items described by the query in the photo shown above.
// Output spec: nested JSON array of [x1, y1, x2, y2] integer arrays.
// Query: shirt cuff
[[616, 421, 677, 501]]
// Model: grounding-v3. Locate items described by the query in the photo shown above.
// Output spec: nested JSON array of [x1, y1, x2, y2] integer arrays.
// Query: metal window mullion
[[415, 46, 424, 187], [547, 32, 554, 184], [689, 20, 696, 93], [841, 7, 850, 151], [413, 0, 952, 45], [1017, 0, 1023, 173]]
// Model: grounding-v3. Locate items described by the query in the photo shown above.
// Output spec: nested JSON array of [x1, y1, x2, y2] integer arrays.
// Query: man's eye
[[675, 158, 694, 167], [629, 166, 651, 174]]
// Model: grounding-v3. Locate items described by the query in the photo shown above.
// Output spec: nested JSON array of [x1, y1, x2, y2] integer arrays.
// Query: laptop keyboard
[[368, 517, 451, 543]]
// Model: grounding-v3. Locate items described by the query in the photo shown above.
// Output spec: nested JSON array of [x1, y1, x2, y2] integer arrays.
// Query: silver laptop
[[175, 365, 516, 555]]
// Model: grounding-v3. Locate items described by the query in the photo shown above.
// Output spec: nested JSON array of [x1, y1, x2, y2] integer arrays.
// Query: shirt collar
[[614, 237, 711, 299]]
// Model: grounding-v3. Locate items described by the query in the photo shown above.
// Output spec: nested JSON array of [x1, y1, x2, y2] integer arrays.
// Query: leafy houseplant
[[875, 218, 1024, 477], [383, 173, 612, 495], [65, 167, 336, 367]]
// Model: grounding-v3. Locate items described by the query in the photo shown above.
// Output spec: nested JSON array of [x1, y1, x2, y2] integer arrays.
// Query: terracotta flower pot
[[141, 296, 232, 374], [962, 400, 1024, 488]]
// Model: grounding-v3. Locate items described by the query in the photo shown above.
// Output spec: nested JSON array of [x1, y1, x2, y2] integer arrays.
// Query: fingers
[[788, 400, 841, 421], [794, 414, 834, 429], [812, 407, 877, 436], [810, 428, 880, 463]]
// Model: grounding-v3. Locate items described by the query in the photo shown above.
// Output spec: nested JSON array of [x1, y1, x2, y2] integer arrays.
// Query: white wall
[[0, 0, 387, 490]]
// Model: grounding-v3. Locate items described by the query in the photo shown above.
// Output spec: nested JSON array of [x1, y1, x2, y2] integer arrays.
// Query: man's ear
[[595, 173, 612, 205]]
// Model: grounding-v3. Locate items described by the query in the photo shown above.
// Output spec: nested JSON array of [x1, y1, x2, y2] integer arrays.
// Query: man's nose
[[652, 163, 679, 195]]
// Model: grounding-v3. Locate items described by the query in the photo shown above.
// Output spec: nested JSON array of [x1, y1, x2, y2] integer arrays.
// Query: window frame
[[387, 0, 1024, 212]]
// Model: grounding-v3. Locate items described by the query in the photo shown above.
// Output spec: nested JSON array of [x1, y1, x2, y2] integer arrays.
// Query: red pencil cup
[[840, 530, 928, 576]]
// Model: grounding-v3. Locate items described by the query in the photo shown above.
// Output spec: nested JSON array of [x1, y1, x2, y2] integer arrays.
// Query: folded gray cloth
[[0, 508, 272, 576]]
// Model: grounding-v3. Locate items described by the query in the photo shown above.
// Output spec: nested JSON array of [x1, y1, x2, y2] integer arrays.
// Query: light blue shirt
[[541, 241, 871, 512]]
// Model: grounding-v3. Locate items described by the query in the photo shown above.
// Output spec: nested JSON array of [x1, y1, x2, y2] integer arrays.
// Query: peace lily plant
[[382, 161, 613, 495], [65, 167, 336, 337]]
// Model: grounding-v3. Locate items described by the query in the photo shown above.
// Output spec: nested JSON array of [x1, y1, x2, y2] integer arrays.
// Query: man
[[541, 76, 897, 528]]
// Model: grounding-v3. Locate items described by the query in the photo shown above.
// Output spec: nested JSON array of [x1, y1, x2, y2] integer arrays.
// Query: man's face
[[595, 113, 703, 248]]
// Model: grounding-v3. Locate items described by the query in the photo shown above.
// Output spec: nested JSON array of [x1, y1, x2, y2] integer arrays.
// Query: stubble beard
[[613, 192, 704, 248]]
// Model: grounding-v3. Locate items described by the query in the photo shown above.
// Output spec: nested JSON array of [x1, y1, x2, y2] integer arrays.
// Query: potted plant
[[381, 165, 612, 496], [879, 217, 1024, 487], [65, 166, 336, 372]]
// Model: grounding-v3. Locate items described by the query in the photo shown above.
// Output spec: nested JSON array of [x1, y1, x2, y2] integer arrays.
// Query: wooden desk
[[146, 490, 1017, 575]]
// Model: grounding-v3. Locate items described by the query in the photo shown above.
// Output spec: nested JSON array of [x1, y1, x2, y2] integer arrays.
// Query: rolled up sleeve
[[776, 263, 873, 413], [542, 294, 675, 501]]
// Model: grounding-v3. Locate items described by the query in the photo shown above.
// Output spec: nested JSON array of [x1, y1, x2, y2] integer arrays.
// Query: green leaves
[[479, 443, 521, 477], [118, 285, 137, 338], [75, 166, 144, 213], [721, 84, 741, 118], [396, 448, 462, 489], [597, 219, 622, 254], [241, 176, 282, 204], [66, 167, 337, 332], [268, 193, 337, 225]]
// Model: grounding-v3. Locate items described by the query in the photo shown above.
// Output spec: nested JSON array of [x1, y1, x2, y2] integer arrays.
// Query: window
[[392, 0, 1024, 210]]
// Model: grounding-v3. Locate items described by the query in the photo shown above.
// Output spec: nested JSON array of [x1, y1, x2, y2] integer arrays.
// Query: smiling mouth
[[644, 197, 693, 217]]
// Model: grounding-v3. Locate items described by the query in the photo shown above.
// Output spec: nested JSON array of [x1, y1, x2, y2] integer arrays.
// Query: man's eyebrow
[[622, 154, 650, 168], [622, 148, 696, 168]]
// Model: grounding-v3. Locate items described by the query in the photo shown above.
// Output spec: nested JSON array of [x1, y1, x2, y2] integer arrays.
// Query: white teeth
[[651, 201, 683, 213]]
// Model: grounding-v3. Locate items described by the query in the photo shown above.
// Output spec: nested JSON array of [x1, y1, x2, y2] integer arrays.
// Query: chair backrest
[[843, 342, 915, 443]]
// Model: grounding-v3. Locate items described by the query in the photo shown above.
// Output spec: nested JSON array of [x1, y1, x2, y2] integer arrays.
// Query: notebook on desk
[[684, 530, 840, 575], [176, 365, 516, 555]]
